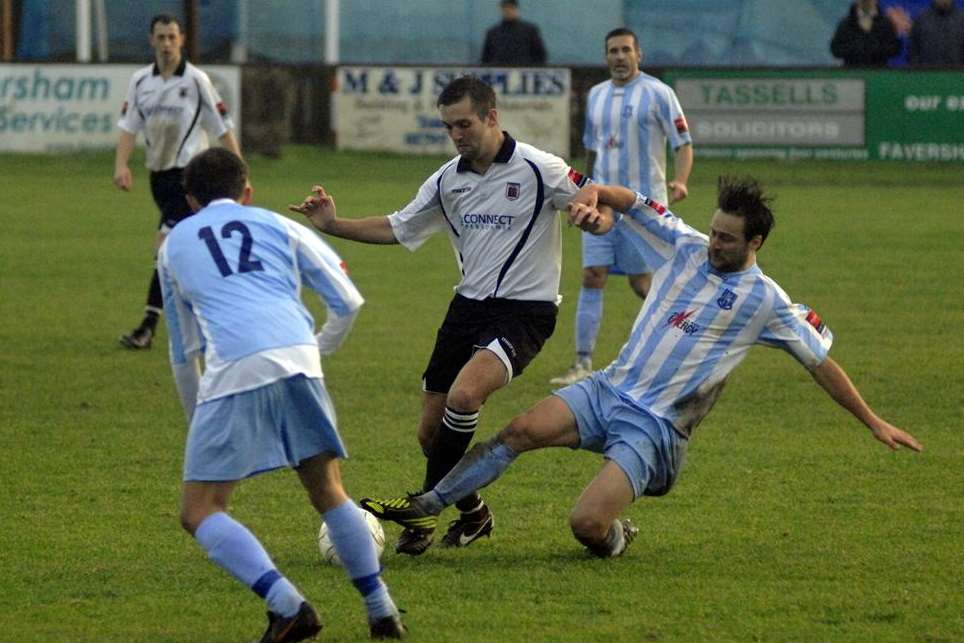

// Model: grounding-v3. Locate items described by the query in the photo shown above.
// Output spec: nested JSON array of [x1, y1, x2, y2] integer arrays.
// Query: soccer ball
[[318, 510, 386, 565]]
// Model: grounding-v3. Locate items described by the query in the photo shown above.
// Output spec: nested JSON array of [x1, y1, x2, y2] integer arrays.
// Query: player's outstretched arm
[[289, 185, 398, 245], [809, 357, 922, 452]]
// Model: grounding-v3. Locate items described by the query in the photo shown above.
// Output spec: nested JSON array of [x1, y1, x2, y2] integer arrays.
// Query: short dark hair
[[501, 0, 519, 7], [437, 76, 496, 120], [150, 14, 183, 34], [184, 148, 248, 207], [604, 28, 639, 50], [717, 176, 775, 245]]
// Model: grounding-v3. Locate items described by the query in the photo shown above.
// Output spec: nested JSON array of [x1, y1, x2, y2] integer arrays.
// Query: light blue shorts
[[183, 374, 348, 482], [582, 228, 649, 275], [554, 372, 687, 499]]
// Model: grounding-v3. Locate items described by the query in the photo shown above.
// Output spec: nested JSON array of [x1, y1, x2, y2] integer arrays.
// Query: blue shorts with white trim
[[554, 372, 687, 499], [183, 374, 347, 482]]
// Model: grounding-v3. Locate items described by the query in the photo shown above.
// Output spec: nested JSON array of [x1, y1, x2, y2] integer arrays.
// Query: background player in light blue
[[552, 27, 694, 386], [368, 176, 922, 559], [158, 148, 406, 641]]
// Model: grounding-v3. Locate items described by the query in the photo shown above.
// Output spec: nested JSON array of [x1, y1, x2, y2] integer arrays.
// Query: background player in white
[[159, 149, 405, 641], [367, 176, 922, 558], [551, 27, 694, 386], [290, 76, 611, 556], [115, 13, 241, 350]]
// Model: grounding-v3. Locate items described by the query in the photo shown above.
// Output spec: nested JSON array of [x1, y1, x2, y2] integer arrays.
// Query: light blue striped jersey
[[603, 194, 833, 438], [583, 73, 691, 204], [158, 199, 364, 403]]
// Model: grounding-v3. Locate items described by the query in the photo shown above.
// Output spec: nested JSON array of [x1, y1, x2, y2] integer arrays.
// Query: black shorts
[[422, 294, 558, 394], [150, 168, 192, 230]]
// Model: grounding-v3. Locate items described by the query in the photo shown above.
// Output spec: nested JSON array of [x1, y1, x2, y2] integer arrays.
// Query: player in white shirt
[[552, 28, 694, 386], [368, 176, 922, 558], [290, 76, 610, 556], [159, 149, 405, 641], [114, 14, 241, 351]]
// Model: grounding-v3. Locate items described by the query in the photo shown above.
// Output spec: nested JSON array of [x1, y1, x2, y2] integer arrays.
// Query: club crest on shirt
[[180, 87, 189, 99], [717, 288, 737, 310], [505, 182, 520, 201], [622, 104, 634, 118]]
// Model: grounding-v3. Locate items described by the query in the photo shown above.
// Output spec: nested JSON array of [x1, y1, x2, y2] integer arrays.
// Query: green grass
[[0, 147, 961, 642]]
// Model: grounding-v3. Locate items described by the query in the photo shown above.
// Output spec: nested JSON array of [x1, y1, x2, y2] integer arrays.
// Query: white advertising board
[[0, 64, 241, 153], [334, 67, 571, 159]]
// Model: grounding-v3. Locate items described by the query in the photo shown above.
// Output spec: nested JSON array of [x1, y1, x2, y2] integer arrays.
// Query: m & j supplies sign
[[333, 66, 571, 158]]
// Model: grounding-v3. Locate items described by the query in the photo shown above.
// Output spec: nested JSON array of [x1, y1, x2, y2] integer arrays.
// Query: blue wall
[[16, 0, 960, 66]]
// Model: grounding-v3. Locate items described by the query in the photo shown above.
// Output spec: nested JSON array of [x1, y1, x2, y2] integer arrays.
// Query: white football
[[318, 510, 386, 565]]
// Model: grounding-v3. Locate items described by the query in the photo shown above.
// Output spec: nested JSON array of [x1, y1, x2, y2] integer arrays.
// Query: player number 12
[[198, 221, 265, 277]]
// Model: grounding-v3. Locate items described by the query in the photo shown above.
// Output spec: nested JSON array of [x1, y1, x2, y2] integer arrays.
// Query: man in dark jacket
[[909, 0, 964, 65], [481, 0, 547, 65], [830, 0, 902, 66]]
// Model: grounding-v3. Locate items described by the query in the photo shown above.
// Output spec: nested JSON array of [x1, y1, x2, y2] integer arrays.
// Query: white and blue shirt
[[388, 133, 587, 303], [118, 59, 234, 172], [602, 195, 833, 438], [583, 73, 691, 204], [158, 199, 364, 405]]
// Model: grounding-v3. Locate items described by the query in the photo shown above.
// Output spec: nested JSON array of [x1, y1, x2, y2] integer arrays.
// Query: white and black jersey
[[117, 59, 234, 172], [388, 133, 588, 303]]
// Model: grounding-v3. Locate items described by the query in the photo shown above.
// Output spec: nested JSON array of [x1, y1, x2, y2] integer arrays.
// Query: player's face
[[708, 210, 759, 272], [605, 35, 641, 86], [439, 96, 497, 162], [150, 22, 184, 66]]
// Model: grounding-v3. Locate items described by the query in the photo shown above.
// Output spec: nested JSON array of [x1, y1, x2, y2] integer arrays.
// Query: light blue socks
[[323, 500, 397, 620], [421, 438, 519, 511], [575, 287, 604, 358], [194, 511, 304, 617]]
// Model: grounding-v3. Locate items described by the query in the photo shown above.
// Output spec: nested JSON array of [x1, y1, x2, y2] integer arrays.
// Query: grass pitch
[[0, 147, 961, 642]]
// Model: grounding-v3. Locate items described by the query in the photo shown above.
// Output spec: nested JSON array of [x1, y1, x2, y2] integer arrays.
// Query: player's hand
[[668, 181, 688, 203], [569, 183, 599, 211], [869, 417, 922, 452], [289, 185, 336, 231], [113, 166, 132, 192], [568, 202, 613, 235]]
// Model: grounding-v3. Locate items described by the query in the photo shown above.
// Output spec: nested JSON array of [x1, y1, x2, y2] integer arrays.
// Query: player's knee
[[446, 385, 483, 413], [568, 508, 608, 545], [582, 267, 608, 289], [500, 412, 540, 451], [179, 507, 203, 535]]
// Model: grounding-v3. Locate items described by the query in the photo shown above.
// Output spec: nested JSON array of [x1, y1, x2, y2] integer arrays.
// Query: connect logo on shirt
[[461, 213, 515, 231], [668, 310, 700, 335]]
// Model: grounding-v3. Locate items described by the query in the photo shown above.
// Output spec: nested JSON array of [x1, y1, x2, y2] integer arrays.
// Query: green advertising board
[[663, 69, 964, 162]]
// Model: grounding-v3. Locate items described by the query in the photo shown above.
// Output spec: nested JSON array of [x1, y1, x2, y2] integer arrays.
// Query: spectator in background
[[909, 0, 964, 65], [481, 0, 547, 65], [830, 0, 903, 66]]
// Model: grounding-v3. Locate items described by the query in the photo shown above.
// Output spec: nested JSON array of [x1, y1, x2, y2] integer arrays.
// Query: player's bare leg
[[569, 461, 638, 558]]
